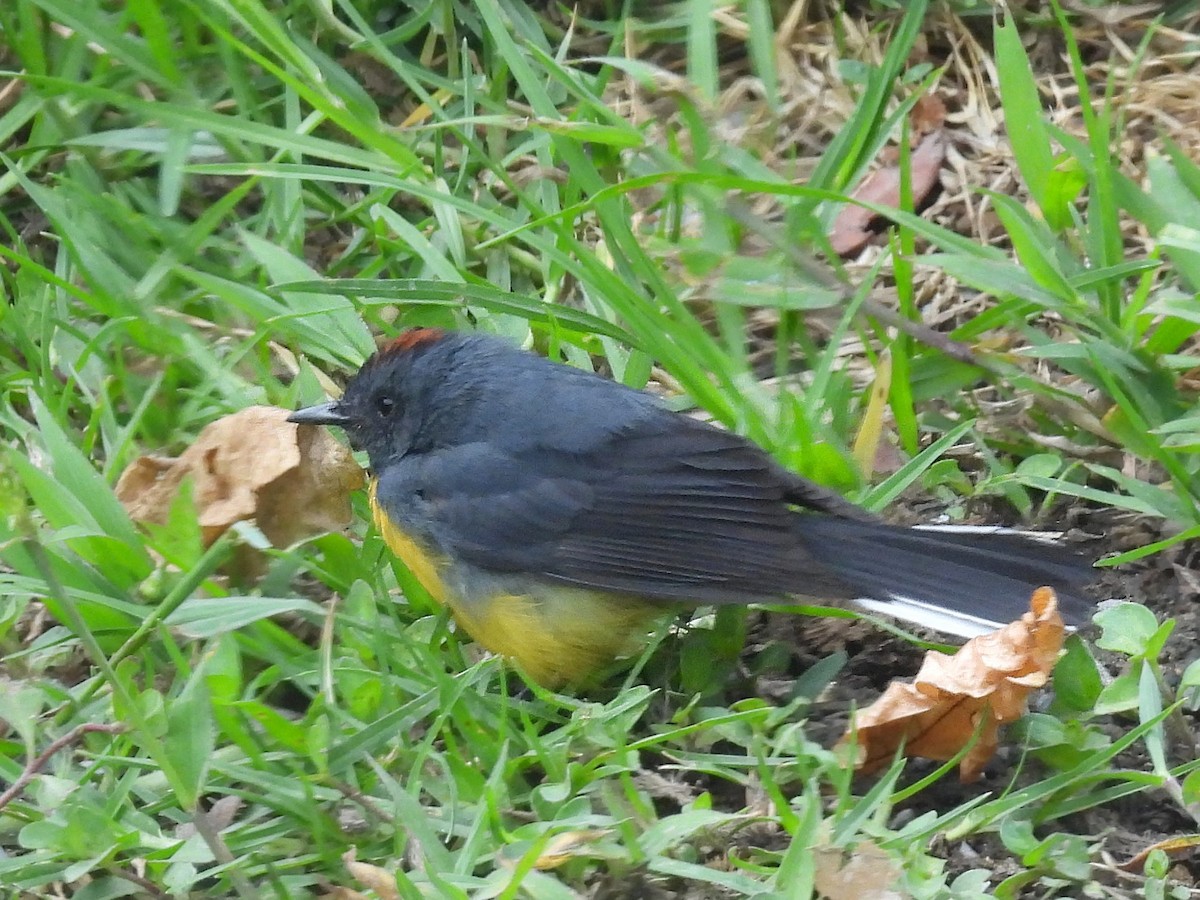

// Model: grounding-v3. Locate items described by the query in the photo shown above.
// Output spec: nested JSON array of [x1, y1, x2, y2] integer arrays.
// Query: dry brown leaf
[[813, 841, 904, 900], [341, 848, 398, 900], [910, 93, 947, 136], [534, 829, 611, 870], [842, 587, 1065, 782], [496, 829, 612, 871], [1118, 834, 1200, 872], [116, 405, 363, 557], [829, 130, 947, 257]]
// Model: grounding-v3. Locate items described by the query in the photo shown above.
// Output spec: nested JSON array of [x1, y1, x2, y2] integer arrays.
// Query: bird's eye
[[376, 395, 395, 417]]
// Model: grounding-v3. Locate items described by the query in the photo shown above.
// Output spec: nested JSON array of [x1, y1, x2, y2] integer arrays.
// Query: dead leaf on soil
[[842, 587, 1065, 782], [1118, 834, 1200, 873], [813, 841, 904, 900], [116, 405, 363, 560], [910, 93, 947, 136], [829, 129, 947, 257], [341, 847, 398, 900]]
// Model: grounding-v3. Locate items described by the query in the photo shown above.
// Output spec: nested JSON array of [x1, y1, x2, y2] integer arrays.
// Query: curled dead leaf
[[1118, 834, 1200, 873], [842, 587, 1065, 782], [497, 828, 612, 871], [341, 848, 398, 900], [532, 829, 611, 870], [116, 406, 364, 570]]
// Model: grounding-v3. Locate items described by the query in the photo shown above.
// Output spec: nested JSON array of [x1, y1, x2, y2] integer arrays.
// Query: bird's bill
[[288, 401, 350, 427]]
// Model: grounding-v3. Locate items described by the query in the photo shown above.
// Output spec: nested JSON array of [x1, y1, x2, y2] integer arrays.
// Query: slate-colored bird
[[289, 328, 1095, 686]]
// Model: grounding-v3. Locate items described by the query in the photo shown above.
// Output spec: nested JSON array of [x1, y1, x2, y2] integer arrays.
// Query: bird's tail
[[791, 516, 1097, 637]]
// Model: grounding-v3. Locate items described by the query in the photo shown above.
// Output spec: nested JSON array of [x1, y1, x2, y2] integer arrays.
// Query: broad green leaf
[[1094, 603, 1162, 656]]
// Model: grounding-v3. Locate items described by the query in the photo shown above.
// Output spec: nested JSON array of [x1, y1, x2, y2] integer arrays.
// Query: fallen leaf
[[532, 829, 611, 870], [910, 93, 947, 136], [829, 130, 947, 257], [496, 828, 612, 871], [116, 406, 364, 567], [813, 841, 904, 900], [842, 588, 1065, 782], [342, 848, 398, 900], [1118, 834, 1200, 873]]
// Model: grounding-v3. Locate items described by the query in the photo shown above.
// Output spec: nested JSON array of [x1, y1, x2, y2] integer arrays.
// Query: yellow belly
[[368, 480, 659, 686], [450, 588, 659, 687]]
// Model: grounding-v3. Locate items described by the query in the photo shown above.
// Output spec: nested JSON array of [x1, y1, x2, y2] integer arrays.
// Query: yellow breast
[[368, 479, 449, 604], [367, 477, 662, 686]]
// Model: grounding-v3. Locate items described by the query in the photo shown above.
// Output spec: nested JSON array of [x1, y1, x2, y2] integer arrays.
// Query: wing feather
[[372, 412, 861, 605]]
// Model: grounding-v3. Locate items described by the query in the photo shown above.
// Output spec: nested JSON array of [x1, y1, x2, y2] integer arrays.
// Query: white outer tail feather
[[861, 525, 1078, 636], [854, 594, 1010, 638], [912, 523, 1066, 543]]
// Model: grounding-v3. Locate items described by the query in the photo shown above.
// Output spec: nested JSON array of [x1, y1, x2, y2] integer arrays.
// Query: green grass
[[2, 1, 1200, 897]]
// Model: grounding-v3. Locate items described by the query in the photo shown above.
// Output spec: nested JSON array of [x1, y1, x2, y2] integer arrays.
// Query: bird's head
[[288, 328, 470, 470]]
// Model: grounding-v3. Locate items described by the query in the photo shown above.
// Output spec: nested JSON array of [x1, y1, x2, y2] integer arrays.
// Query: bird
[[288, 327, 1096, 687]]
